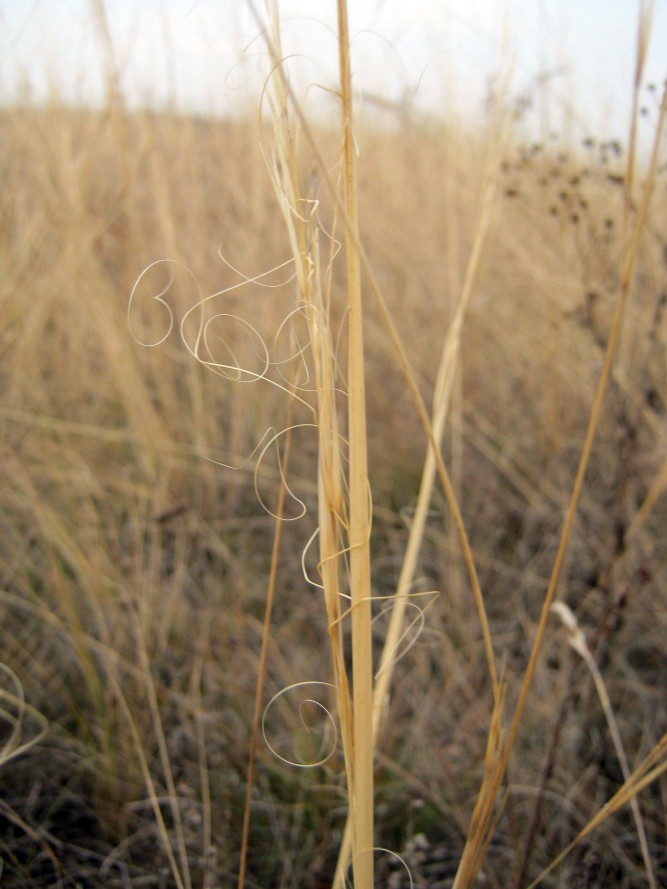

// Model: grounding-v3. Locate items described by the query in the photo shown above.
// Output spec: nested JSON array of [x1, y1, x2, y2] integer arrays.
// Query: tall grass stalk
[[267, 59, 500, 699], [253, 2, 666, 885], [334, 59, 512, 888], [247, 0, 358, 882], [446, 16, 667, 889], [374, 82, 510, 728], [237, 420, 294, 889], [254, 5, 506, 884], [336, 2, 375, 885], [249, 1, 376, 882]]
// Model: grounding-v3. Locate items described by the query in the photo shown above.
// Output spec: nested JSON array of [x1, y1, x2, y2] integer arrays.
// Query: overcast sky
[[2, 1, 666, 149]]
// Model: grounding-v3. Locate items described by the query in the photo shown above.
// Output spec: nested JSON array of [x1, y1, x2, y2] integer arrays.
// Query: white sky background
[[1, 1, 666, 151]]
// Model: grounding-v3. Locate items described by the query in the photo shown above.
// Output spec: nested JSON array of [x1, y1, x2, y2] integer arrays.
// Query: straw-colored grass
[[1, 1, 666, 886]]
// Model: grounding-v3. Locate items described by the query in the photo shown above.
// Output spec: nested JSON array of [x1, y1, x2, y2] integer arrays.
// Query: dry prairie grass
[[0, 11, 666, 886]]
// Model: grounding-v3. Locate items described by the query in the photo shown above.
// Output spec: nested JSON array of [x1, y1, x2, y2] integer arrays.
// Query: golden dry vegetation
[[0, 10, 666, 887]]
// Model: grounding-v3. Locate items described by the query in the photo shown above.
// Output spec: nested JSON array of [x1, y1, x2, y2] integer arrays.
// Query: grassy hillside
[[0, 21, 666, 888]]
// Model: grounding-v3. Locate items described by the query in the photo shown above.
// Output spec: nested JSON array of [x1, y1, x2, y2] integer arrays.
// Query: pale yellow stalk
[[335, 87, 509, 887], [248, 2, 355, 882], [262, 71, 499, 694], [337, 2, 375, 886]]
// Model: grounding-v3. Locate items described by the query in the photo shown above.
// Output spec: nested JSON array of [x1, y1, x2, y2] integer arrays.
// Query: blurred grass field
[[0, 10, 666, 887]]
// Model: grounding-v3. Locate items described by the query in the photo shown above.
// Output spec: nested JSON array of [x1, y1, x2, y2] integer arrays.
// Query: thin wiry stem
[[237, 419, 293, 889], [552, 604, 657, 889]]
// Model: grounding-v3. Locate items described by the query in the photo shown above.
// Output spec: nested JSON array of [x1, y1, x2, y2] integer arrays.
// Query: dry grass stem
[[2, 1, 666, 885]]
